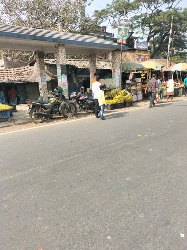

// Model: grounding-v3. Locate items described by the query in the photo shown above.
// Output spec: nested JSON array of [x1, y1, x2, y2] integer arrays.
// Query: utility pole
[[167, 15, 173, 68], [166, 0, 181, 68], [120, 9, 126, 89]]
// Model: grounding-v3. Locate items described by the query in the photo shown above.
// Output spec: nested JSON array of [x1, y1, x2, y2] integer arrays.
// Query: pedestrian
[[98, 84, 106, 120], [92, 75, 101, 117], [8, 87, 18, 105], [184, 74, 187, 96], [0, 91, 6, 104], [166, 75, 174, 102], [157, 76, 163, 102], [146, 74, 158, 108]]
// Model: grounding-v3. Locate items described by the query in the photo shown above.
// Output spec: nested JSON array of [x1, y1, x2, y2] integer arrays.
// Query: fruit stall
[[174, 81, 184, 97], [105, 89, 133, 110], [0, 104, 12, 120]]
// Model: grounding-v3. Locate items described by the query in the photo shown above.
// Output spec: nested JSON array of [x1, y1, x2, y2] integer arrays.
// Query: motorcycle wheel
[[29, 107, 45, 123], [61, 103, 76, 118]]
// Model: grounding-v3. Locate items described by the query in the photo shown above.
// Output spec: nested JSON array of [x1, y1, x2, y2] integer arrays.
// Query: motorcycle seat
[[31, 100, 49, 104]]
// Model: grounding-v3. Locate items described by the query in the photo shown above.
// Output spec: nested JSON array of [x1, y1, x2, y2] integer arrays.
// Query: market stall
[[121, 62, 145, 102], [105, 88, 133, 110], [164, 63, 187, 97], [0, 104, 12, 121]]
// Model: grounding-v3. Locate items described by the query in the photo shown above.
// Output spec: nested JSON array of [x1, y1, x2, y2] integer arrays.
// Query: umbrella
[[170, 62, 187, 72], [142, 60, 163, 70], [122, 62, 145, 71]]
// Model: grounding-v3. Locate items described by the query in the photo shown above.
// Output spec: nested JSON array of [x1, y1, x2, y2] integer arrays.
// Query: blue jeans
[[98, 104, 105, 118], [9, 97, 17, 105]]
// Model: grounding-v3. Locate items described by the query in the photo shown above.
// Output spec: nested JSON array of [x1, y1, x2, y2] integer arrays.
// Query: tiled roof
[[45, 59, 112, 69], [0, 65, 33, 82]]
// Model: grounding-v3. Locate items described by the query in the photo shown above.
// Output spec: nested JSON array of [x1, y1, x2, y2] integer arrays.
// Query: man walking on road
[[92, 75, 101, 117], [147, 74, 158, 108], [184, 75, 187, 96]]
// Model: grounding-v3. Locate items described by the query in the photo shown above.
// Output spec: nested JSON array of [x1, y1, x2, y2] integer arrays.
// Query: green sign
[[117, 18, 131, 44]]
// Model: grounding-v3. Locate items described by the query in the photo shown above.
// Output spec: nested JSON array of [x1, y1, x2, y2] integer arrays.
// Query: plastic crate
[[116, 102, 124, 109], [106, 103, 116, 110], [125, 102, 132, 107], [0, 110, 11, 119]]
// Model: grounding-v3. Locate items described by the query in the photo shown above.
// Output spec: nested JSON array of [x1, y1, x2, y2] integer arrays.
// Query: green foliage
[[0, 0, 96, 34], [93, 0, 187, 59], [0, 0, 97, 62]]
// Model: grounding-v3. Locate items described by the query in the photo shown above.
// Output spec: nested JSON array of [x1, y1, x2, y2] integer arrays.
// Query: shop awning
[[122, 62, 145, 72]]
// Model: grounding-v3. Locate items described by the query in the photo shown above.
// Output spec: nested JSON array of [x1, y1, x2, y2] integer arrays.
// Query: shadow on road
[[105, 112, 128, 119], [154, 103, 172, 108]]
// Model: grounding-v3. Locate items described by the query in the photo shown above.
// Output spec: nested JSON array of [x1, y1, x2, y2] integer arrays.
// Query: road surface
[[1, 100, 187, 250]]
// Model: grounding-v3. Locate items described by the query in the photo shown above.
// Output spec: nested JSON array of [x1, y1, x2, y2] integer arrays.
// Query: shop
[[121, 62, 146, 102], [0, 65, 54, 104]]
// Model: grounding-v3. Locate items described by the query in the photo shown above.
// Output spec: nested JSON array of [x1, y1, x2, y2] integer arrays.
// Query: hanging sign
[[116, 68, 120, 88], [117, 17, 131, 44]]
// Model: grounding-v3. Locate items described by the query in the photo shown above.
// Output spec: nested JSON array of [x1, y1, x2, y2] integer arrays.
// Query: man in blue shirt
[[184, 75, 187, 96], [0, 91, 5, 104]]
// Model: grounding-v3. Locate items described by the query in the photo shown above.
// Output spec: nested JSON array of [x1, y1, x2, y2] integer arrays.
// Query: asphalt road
[[1, 100, 187, 250]]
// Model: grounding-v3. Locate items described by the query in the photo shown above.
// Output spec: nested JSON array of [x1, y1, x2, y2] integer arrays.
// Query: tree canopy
[[93, 0, 187, 60], [0, 0, 187, 62], [0, 0, 98, 62]]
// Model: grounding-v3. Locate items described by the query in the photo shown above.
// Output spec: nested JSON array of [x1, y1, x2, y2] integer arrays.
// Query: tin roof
[[0, 24, 128, 54]]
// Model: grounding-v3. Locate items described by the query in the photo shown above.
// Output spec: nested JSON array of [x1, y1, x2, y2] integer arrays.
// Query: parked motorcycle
[[29, 87, 76, 123], [70, 91, 98, 113]]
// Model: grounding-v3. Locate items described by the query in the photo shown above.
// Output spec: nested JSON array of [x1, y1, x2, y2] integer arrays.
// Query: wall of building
[[122, 50, 150, 62]]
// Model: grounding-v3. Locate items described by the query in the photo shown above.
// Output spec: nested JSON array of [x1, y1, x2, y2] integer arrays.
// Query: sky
[[86, 0, 187, 37]]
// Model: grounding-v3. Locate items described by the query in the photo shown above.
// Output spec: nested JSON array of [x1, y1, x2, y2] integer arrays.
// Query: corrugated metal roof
[[0, 24, 127, 53]]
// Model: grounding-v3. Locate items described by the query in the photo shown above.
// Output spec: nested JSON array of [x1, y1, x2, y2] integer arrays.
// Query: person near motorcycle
[[98, 84, 106, 120], [92, 74, 101, 117]]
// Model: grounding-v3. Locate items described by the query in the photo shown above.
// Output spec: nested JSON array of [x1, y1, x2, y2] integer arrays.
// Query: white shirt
[[92, 81, 101, 99], [167, 79, 174, 92]]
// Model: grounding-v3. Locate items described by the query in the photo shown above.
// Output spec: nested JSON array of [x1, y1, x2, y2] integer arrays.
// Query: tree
[[0, 0, 100, 63], [93, 0, 187, 59], [0, 0, 97, 33]]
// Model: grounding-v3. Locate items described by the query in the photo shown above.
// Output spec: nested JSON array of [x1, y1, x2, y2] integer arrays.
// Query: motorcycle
[[70, 91, 98, 113], [28, 88, 77, 123]]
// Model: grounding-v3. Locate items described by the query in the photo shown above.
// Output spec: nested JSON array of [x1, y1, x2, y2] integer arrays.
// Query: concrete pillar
[[112, 50, 121, 89], [89, 54, 96, 84], [55, 44, 68, 98], [35, 51, 48, 100]]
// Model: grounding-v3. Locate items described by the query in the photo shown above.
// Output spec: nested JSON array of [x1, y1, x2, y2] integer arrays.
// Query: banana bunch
[[108, 84, 116, 90], [105, 100, 117, 104], [124, 94, 133, 102], [106, 89, 132, 102], [113, 95, 125, 103], [0, 104, 12, 111]]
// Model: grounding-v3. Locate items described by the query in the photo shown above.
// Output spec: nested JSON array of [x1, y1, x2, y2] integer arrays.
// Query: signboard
[[117, 17, 131, 44], [135, 41, 148, 50], [61, 74, 68, 96], [57, 63, 61, 76], [41, 73, 47, 85], [40, 69, 46, 85], [116, 68, 120, 88], [135, 51, 149, 62]]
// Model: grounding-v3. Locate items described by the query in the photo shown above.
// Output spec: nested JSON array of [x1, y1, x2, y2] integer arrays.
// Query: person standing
[[8, 87, 18, 105], [166, 76, 174, 102], [184, 75, 187, 96], [0, 91, 6, 104], [92, 75, 101, 117], [157, 76, 163, 102], [146, 74, 158, 108], [98, 84, 106, 120]]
